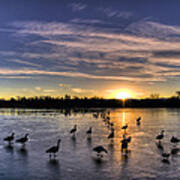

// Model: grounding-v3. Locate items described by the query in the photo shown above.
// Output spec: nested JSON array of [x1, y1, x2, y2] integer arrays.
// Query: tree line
[[0, 95, 180, 108]]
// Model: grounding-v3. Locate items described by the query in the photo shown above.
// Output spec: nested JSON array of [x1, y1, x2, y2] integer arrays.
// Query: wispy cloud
[[3, 18, 180, 83], [8, 59, 41, 68], [59, 83, 71, 88], [68, 3, 87, 12], [71, 88, 95, 94], [43, 89, 56, 93], [101, 8, 133, 19], [35, 87, 41, 91], [0, 68, 166, 82]]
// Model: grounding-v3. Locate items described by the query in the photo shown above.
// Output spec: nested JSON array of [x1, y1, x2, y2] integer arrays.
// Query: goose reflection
[[4, 144, 14, 154], [156, 142, 164, 152], [171, 147, 179, 155], [121, 153, 129, 164], [47, 159, 61, 177], [17, 146, 28, 157], [71, 136, 76, 150], [161, 152, 170, 164], [87, 137, 92, 148], [48, 158, 59, 166]]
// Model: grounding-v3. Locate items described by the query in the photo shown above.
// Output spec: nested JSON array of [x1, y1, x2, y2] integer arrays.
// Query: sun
[[106, 88, 134, 99], [115, 91, 131, 100]]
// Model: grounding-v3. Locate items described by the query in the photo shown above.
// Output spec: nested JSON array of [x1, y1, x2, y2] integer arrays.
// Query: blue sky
[[0, 0, 180, 98]]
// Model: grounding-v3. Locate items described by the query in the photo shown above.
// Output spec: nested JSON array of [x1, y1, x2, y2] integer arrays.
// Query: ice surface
[[0, 108, 180, 180]]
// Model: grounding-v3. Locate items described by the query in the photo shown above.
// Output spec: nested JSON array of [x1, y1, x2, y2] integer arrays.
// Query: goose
[[121, 135, 129, 153], [106, 116, 110, 121], [171, 148, 179, 155], [16, 134, 29, 145], [93, 113, 98, 119], [86, 127, 92, 135], [136, 117, 141, 122], [86, 127, 92, 138], [136, 117, 141, 125], [110, 122, 114, 127], [4, 132, 15, 144], [70, 125, 77, 137], [156, 130, 164, 143], [93, 145, 108, 157], [107, 122, 114, 129], [156, 142, 164, 151], [126, 136, 132, 143], [162, 152, 170, 159], [170, 136, 180, 145], [108, 130, 114, 139], [122, 124, 128, 133], [46, 139, 61, 159], [161, 152, 170, 164]]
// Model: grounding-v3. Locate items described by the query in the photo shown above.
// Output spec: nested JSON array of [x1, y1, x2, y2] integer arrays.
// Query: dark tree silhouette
[[0, 95, 180, 109]]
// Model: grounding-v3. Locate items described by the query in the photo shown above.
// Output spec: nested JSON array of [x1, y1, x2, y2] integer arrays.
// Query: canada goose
[[170, 136, 180, 145], [70, 125, 77, 137], [4, 132, 15, 144], [122, 124, 128, 133], [93, 145, 108, 158], [16, 134, 29, 145], [46, 139, 61, 159], [156, 130, 164, 143]]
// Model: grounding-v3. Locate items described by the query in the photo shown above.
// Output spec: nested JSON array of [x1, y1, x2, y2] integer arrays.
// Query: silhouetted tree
[[176, 91, 180, 98], [65, 95, 71, 100], [0, 95, 180, 109], [150, 93, 160, 99]]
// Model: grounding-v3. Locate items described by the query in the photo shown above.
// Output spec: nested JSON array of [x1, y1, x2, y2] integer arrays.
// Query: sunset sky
[[0, 0, 180, 99]]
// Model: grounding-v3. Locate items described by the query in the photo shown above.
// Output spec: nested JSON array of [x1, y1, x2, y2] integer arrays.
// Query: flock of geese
[[4, 133, 29, 147], [156, 130, 180, 164], [3, 111, 180, 164]]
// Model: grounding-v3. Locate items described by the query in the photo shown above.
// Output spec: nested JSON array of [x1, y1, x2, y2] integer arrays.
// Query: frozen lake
[[0, 108, 180, 180]]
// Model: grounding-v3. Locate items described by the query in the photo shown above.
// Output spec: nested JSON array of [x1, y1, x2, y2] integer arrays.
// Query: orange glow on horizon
[[107, 89, 134, 100], [116, 91, 131, 100]]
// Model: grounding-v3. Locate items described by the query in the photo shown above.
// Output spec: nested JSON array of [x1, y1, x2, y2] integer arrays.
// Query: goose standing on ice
[[86, 127, 92, 139], [122, 124, 128, 134], [161, 152, 170, 164], [156, 130, 164, 143], [108, 129, 114, 139], [136, 117, 141, 125], [70, 125, 77, 138], [16, 133, 29, 146], [46, 139, 61, 159], [4, 132, 15, 145], [170, 136, 180, 146], [93, 145, 108, 158]]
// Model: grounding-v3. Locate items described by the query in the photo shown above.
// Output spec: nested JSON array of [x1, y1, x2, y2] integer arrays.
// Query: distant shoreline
[[0, 96, 180, 109]]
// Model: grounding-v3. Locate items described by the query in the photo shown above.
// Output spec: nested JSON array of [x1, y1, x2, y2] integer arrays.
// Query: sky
[[0, 0, 180, 99]]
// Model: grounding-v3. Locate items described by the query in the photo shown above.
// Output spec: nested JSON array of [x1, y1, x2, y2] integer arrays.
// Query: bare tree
[[150, 93, 160, 99]]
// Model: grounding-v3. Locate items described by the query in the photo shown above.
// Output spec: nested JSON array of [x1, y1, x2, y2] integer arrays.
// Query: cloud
[[59, 83, 71, 88], [125, 20, 180, 40], [43, 89, 56, 93], [71, 18, 107, 25], [0, 75, 33, 79], [101, 8, 133, 19], [3, 19, 180, 83], [0, 68, 166, 82], [71, 88, 95, 94], [8, 59, 41, 68], [68, 3, 87, 11], [35, 87, 41, 91]]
